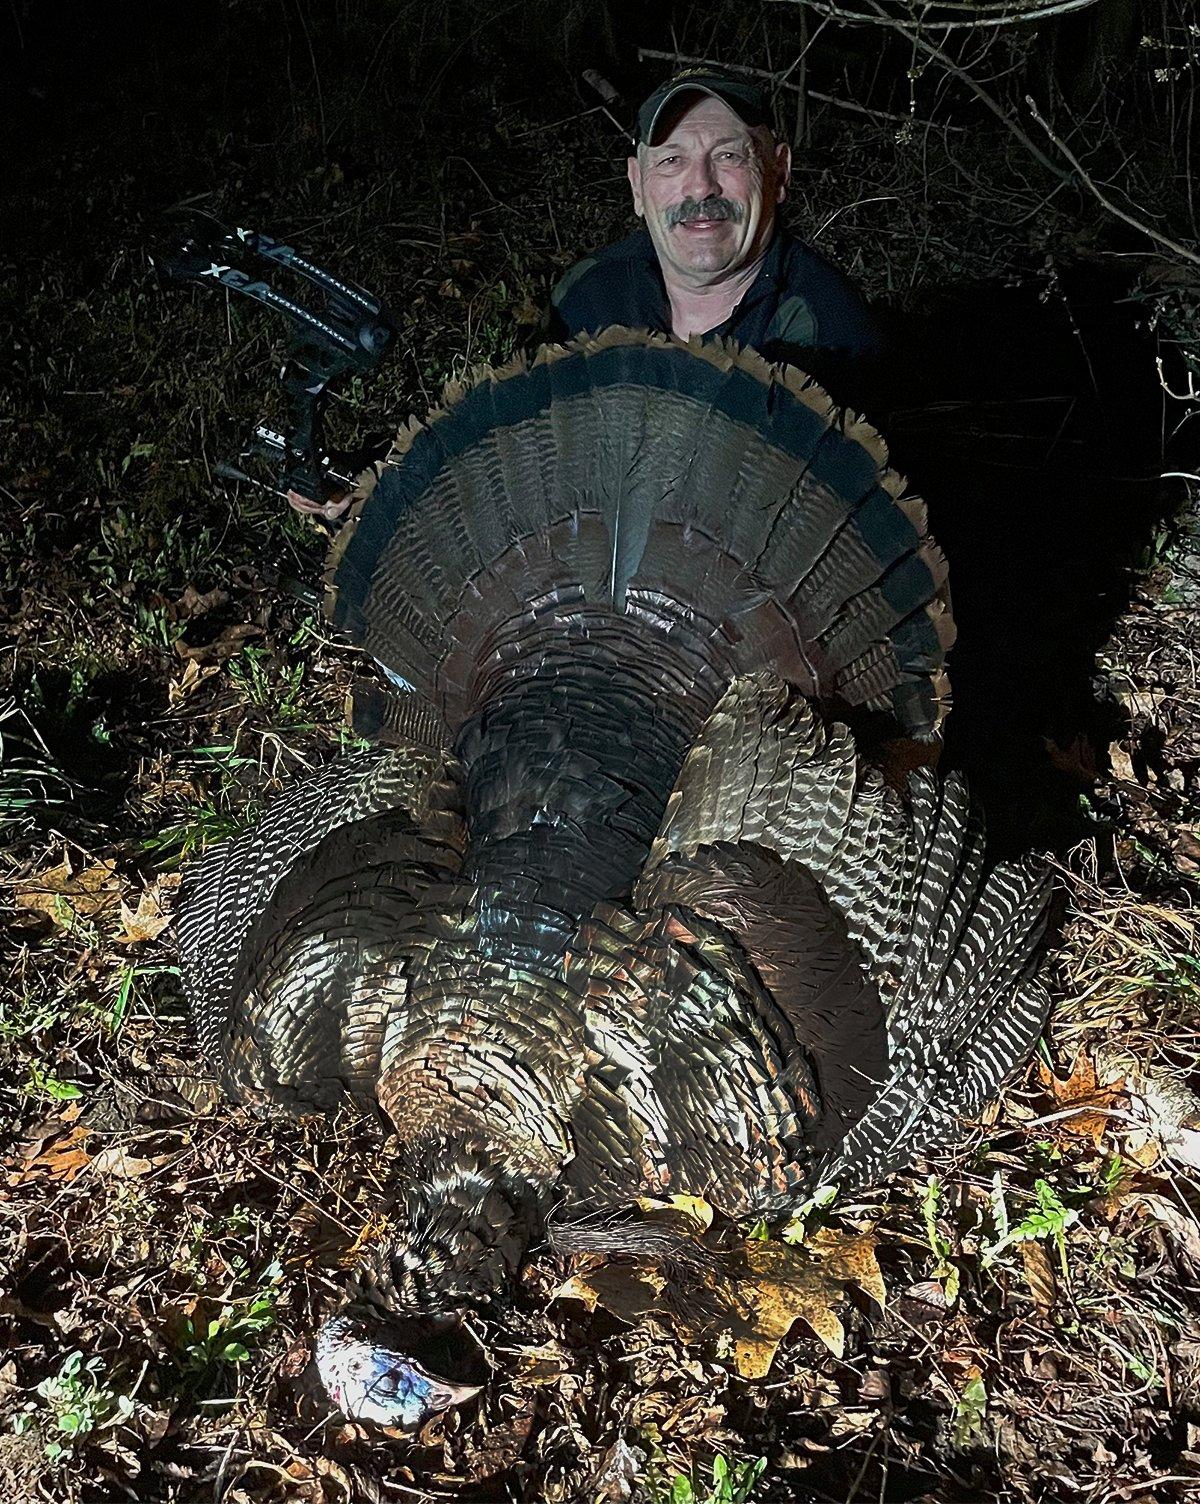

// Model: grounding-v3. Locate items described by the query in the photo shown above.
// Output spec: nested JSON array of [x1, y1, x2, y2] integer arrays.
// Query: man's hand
[[286, 488, 354, 522]]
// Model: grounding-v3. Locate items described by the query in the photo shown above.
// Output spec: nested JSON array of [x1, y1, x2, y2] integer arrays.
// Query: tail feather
[[643, 675, 914, 975], [177, 748, 465, 1108]]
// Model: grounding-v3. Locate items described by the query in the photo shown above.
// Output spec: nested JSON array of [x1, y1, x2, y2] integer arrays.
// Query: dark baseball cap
[[635, 69, 774, 147]]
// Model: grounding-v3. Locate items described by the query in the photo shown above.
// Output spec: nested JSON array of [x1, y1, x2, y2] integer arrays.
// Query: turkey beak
[[423, 1373, 485, 1416]]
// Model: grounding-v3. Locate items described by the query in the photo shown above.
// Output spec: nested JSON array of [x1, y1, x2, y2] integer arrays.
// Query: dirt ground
[[3, 7, 1200, 1501]]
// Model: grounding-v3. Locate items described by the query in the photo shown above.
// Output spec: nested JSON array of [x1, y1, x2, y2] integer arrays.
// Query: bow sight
[[156, 215, 396, 505]]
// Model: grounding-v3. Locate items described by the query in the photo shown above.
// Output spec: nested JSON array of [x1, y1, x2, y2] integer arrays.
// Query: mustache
[[666, 196, 744, 228]]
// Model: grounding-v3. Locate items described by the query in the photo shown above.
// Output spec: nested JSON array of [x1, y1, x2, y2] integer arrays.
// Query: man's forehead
[[648, 93, 757, 148]]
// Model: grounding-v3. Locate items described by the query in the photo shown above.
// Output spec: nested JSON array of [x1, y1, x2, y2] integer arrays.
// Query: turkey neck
[[456, 617, 719, 966], [345, 1142, 542, 1318]]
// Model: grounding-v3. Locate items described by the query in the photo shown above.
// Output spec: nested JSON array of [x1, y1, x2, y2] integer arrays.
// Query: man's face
[[627, 94, 790, 286]]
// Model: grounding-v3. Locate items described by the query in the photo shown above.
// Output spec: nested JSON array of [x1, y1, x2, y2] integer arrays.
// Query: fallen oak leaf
[[1038, 1051, 1127, 1148], [14, 855, 120, 930], [690, 1228, 886, 1376], [6, 1124, 92, 1185], [113, 882, 174, 945], [554, 1260, 666, 1324], [554, 1224, 884, 1378], [167, 657, 220, 706]]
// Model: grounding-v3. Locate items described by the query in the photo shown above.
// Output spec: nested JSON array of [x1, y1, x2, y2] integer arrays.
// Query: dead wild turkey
[[177, 329, 1050, 1429]]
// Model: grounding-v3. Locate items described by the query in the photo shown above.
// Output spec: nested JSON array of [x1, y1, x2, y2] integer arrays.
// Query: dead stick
[[859, 0, 1068, 179], [767, 0, 1103, 29], [636, 45, 958, 130], [1026, 96, 1200, 269]]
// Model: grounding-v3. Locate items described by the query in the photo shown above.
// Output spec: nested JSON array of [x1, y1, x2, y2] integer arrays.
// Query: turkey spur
[[178, 329, 1050, 1428]]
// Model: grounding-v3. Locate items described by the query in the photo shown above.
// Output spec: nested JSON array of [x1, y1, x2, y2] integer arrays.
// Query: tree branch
[[1025, 97, 1200, 268], [767, 0, 1103, 30], [855, 0, 1069, 178], [635, 45, 963, 131]]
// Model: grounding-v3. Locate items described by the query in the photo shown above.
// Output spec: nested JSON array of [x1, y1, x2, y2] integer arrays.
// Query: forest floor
[[3, 28, 1200, 1504]]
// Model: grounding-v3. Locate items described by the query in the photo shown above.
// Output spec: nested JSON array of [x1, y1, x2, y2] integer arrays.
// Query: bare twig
[[858, 2, 1069, 178], [768, 0, 1103, 29], [1026, 97, 1200, 268], [636, 45, 962, 130]]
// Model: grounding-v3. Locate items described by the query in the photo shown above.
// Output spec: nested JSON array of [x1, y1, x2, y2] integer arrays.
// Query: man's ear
[[627, 155, 645, 218], [774, 140, 792, 204]]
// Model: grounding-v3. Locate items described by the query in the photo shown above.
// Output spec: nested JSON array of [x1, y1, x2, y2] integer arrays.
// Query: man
[[290, 70, 879, 520], [545, 68, 882, 388]]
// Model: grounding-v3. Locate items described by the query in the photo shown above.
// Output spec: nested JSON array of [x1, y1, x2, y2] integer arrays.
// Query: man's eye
[[656, 155, 680, 166]]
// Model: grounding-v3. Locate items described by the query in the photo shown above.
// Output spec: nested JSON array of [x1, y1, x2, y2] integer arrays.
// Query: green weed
[[921, 1175, 961, 1305], [0, 989, 68, 1042], [24, 1061, 83, 1102], [951, 1373, 988, 1449], [107, 963, 180, 1035], [646, 1453, 768, 1504], [12, 1351, 136, 1460], [140, 741, 264, 863], [228, 644, 312, 726], [983, 1176, 1079, 1275], [173, 1262, 282, 1381]]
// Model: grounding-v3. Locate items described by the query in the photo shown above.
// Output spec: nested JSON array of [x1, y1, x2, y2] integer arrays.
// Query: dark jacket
[[545, 224, 882, 403]]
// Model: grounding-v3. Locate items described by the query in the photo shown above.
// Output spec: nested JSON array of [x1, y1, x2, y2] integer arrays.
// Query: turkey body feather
[[179, 331, 1049, 1374]]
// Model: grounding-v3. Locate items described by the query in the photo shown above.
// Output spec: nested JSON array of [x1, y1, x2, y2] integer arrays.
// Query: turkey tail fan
[[636, 673, 1052, 1196], [177, 748, 465, 1112], [326, 329, 954, 744]]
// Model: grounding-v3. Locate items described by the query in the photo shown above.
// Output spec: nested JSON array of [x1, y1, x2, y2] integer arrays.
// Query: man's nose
[[681, 154, 721, 201]]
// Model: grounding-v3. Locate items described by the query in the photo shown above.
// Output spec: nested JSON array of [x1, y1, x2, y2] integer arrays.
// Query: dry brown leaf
[[1176, 828, 1200, 876], [168, 656, 220, 706], [174, 621, 262, 663], [1020, 1239, 1057, 1312], [1125, 1137, 1162, 1168], [14, 855, 120, 929], [7, 1125, 92, 1186], [89, 1145, 155, 1178], [114, 883, 173, 945], [1108, 742, 1137, 782], [555, 1225, 884, 1378], [1136, 1194, 1200, 1263], [513, 1342, 573, 1390], [699, 1230, 886, 1376], [1039, 1052, 1126, 1147], [634, 1193, 714, 1235], [175, 583, 229, 619], [555, 1261, 665, 1323]]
